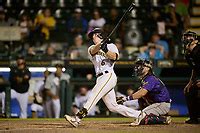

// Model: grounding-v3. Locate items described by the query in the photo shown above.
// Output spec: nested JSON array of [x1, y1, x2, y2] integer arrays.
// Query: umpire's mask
[[133, 59, 153, 77], [182, 31, 198, 53]]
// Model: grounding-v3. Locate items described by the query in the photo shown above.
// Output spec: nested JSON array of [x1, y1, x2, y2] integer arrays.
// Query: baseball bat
[[102, 2, 136, 43]]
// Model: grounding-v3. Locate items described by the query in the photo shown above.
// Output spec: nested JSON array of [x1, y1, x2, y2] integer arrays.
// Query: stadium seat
[[24, 0, 41, 8], [5, 0, 24, 7], [58, 0, 65, 7], [41, 0, 59, 8], [91, 0, 112, 7], [54, 8, 71, 20]]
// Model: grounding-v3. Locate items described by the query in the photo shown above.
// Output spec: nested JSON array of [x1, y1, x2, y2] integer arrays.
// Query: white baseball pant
[[84, 71, 141, 118], [11, 89, 28, 118], [0, 92, 5, 113], [44, 99, 60, 118]]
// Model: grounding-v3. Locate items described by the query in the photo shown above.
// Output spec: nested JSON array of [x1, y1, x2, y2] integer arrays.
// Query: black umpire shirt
[[185, 43, 200, 74], [9, 67, 31, 93]]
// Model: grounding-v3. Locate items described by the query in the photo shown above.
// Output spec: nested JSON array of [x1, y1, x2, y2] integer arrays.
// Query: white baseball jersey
[[88, 43, 119, 75]]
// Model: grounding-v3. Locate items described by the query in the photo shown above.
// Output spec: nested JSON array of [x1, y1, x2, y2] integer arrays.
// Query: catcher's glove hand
[[116, 96, 126, 105]]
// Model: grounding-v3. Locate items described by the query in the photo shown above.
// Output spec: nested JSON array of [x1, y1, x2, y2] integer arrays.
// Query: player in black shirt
[[9, 55, 31, 118], [182, 31, 200, 124]]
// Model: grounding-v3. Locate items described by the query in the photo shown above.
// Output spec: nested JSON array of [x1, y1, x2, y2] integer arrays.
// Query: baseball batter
[[65, 28, 143, 127]]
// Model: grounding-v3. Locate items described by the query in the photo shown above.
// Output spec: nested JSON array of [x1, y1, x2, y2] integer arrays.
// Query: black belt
[[97, 71, 109, 78]]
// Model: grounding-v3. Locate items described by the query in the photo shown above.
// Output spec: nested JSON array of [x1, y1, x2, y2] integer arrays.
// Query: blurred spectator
[[9, 56, 31, 118], [18, 13, 33, 42], [26, 46, 36, 59], [33, 8, 56, 44], [0, 7, 17, 56], [31, 70, 50, 118], [181, 0, 190, 7], [175, 0, 190, 29], [142, 9, 164, 42], [43, 45, 58, 60], [67, 8, 88, 38], [44, 64, 70, 118], [105, 8, 123, 40], [72, 86, 98, 116], [88, 9, 106, 33], [0, 7, 16, 26], [0, 75, 7, 117], [68, 34, 88, 59], [138, 43, 164, 60], [151, 33, 169, 59], [164, 3, 183, 58], [115, 38, 129, 59]]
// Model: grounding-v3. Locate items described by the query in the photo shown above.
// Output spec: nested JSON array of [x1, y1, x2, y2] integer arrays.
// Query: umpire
[[182, 31, 200, 124]]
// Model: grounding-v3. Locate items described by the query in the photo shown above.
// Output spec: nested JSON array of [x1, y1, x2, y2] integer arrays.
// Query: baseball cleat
[[130, 111, 146, 126], [64, 115, 80, 128], [164, 116, 172, 125]]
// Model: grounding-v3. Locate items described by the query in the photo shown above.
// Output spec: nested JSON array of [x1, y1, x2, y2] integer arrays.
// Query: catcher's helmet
[[88, 28, 104, 39], [133, 59, 153, 77]]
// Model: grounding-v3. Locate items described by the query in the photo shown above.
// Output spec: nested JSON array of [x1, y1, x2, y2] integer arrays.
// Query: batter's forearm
[[90, 44, 101, 55], [106, 51, 118, 60], [131, 89, 148, 100]]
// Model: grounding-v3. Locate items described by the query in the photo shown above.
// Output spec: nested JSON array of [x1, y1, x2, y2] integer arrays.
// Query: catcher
[[117, 59, 171, 125], [182, 30, 200, 124]]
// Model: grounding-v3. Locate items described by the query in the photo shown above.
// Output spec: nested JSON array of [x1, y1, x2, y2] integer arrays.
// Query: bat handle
[[128, 3, 136, 12]]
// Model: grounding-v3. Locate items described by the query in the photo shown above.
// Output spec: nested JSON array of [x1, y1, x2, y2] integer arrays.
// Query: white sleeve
[[61, 73, 71, 83], [35, 81, 44, 93], [44, 75, 51, 90], [88, 45, 95, 59], [74, 96, 80, 108], [107, 43, 119, 55]]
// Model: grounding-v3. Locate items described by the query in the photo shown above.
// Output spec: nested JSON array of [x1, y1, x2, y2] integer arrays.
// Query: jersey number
[[101, 60, 105, 66]]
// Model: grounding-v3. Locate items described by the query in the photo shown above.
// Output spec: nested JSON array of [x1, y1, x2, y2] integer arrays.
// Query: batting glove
[[100, 42, 108, 53], [116, 96, 127, 104]]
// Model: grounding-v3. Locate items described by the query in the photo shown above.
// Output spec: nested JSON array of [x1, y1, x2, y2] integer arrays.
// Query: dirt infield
[[0, 117, 199, 133]]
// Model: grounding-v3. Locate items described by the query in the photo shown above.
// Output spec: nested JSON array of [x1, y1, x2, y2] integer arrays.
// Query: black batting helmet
[[88, 28, 104, 39], [133, 58, 153, 77]]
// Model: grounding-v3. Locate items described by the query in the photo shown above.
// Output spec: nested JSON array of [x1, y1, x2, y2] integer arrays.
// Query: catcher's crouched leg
[[140, 113, 171, 125]]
